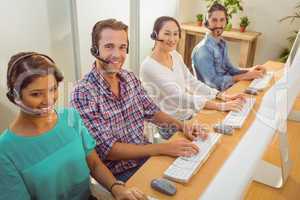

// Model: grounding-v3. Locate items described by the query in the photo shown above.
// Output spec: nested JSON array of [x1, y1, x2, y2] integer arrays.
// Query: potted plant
[[239, 16, 250, 32], [196, 14, 204, 26], [279, 2, 300, 62]]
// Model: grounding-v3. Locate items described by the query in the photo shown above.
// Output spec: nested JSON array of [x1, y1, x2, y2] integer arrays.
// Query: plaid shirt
[[70, 65, 160, 175]]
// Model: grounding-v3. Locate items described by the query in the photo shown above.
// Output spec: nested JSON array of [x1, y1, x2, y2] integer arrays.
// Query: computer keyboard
[[248, 71, 274, 91], [163, 133, 222, 183], [222, 98, 256, 128]]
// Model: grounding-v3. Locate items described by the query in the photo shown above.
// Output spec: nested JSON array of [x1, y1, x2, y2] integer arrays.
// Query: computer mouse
[[244, 87, 258, 95], [213, 123, 234, 135], [151, 178, 177, 196]]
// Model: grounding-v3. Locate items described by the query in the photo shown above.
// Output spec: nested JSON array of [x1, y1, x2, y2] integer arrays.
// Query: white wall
[[0, 0, 51, 132], [178, 0, 300, 66], [139, 0, 179, 64], [0, 0, 77, 131], [47, 0, 77, 106], [47, 0, 76, 82], [75, 0, 130, 76]]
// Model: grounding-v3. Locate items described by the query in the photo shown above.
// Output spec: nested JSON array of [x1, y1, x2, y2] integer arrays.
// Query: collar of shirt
[[90, 62, 128, 99], [206, 33, 226, 49]]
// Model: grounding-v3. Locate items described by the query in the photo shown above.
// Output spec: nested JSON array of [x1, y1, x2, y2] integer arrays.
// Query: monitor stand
[[252, 120, 292, 188]]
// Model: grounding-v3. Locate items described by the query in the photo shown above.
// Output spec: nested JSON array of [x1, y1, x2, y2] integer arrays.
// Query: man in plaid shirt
[[71, 19, 207, 182]]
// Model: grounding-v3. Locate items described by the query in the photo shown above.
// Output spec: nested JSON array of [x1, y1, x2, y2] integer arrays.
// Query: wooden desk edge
[[181, 22, 261, 41]]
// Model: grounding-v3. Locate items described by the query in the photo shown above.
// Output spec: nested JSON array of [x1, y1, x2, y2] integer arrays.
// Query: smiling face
[[207, 10, 227, 37], [97, 28, 128, 74], [20, 74, 58, 116], [155, 20, 180, 52]]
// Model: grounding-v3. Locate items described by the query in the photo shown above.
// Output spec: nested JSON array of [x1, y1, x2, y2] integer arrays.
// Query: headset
[[150, 31, 165, 42], [90, 20, 129, 64], [150, 28, 182, 41], [6, 53, 55, 103]]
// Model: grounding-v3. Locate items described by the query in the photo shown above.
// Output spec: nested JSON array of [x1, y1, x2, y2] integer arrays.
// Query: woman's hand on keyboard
[[218, 92, 246, 102], [161, 139, 199, 157], [217, 98, 245, 112], [182, 122, 209, 141]]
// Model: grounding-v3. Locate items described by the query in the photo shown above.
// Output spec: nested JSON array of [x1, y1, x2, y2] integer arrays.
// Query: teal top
[[0, 108, 96, 200]]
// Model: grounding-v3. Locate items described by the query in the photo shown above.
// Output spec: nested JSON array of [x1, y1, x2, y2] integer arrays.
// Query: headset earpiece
[[6, 90, 15, 103], [90, 41, 129, 58], [90, 44, 129, 57], [6, 88, 20, 103], [126, 40, 129, 54], [90, 45, 99, 57], [150, 31, 158, 40], [204, 15, 209, 28]]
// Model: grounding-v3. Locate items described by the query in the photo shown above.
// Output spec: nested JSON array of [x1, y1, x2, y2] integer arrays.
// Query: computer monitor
[[285, 29, 300, 68]]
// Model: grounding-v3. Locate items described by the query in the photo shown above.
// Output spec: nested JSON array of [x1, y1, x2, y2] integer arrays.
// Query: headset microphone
[[96, 56, 110, 65], [90, 46, 111, 64], [155, 38, 164, 42]]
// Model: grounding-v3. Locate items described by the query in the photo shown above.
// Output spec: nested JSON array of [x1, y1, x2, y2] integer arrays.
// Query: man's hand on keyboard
[[181, 122, 209, 141], [244, 69, 264, 80], [163, 139, 199, 157], [218, 98, 245, 112], [252, 65, 266, 74]]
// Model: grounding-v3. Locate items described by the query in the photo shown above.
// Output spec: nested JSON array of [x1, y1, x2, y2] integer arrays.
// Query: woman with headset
[[140, 16, 245, 139], [0, 52, 147, 200]]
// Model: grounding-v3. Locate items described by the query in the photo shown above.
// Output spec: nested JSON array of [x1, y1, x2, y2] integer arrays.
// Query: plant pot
[[197, 20, 203, 26], [240, 26, 246, 32]]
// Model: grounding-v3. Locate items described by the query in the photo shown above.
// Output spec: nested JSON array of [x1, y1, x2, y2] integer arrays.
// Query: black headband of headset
[[7, 53, 55, 85]]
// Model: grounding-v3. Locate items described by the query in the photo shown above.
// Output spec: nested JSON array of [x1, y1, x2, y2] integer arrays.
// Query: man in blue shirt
[[192, 3, 266, 91]]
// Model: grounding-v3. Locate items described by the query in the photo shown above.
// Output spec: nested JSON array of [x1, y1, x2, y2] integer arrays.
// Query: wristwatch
[[110, 180, 125, 192]]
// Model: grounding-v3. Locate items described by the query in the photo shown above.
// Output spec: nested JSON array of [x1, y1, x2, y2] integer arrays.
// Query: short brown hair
[[91, 18, 128, 48], [6, 52, 64, 103]]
